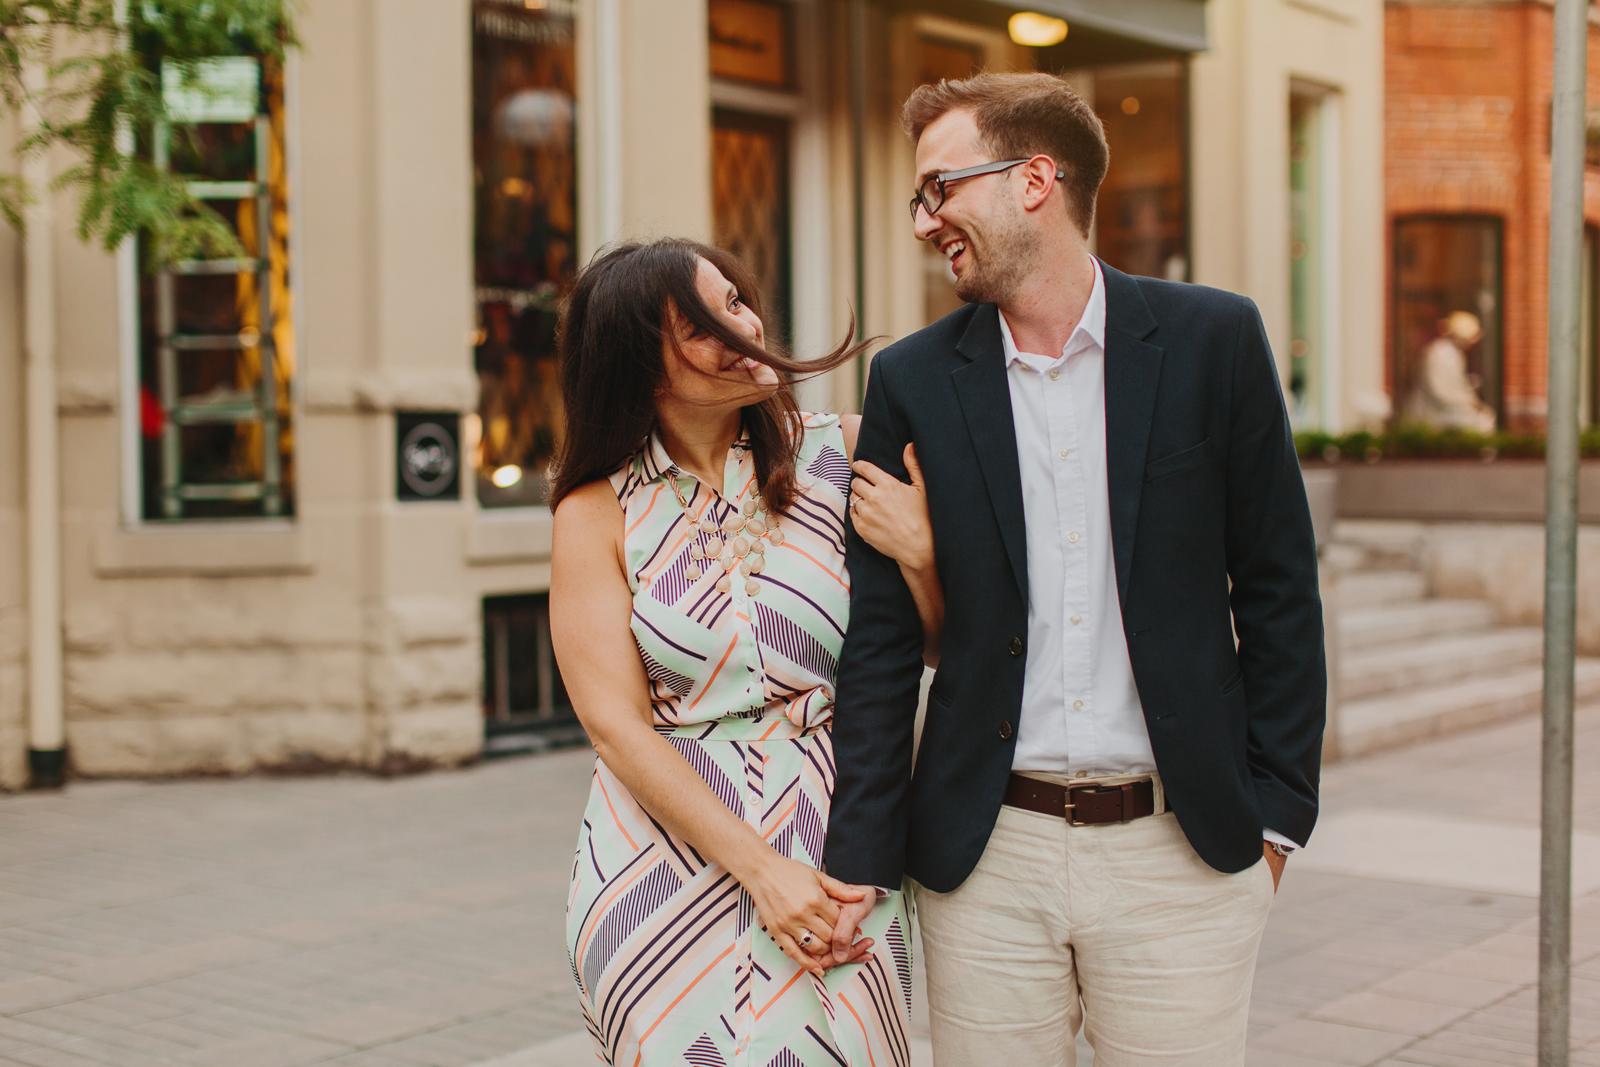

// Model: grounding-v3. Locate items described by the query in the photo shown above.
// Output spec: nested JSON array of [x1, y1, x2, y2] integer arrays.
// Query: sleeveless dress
[[566, 414, 915, 1067]]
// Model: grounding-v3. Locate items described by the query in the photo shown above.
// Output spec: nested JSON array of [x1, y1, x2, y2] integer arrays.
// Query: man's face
[[912, 109, 1038, 306]]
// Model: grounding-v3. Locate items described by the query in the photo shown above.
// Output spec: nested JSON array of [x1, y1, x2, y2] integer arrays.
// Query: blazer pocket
[[1220, 669, 1244, 696], [1144, 437, 1211, 483]]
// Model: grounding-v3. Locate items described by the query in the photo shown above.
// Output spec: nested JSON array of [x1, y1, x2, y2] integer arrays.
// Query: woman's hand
[[850, 444, 932, 571], [741, 854, 873, 976]]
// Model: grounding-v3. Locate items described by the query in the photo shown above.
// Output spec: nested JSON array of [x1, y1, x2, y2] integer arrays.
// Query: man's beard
[[950, 209, 1041, 306]]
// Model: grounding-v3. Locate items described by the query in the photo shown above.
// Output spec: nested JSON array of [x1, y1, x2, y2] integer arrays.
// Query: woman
[[549, 238, 940, 1066]]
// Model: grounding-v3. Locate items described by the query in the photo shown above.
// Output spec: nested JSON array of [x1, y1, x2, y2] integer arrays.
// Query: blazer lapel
[[1101, 263, 1164, 606], [951, 304, 1029, 603]]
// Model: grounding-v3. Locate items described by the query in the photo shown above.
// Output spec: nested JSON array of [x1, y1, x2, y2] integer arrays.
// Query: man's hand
[[1263, 842, 1286, 891], [826, 884, 878, 968]]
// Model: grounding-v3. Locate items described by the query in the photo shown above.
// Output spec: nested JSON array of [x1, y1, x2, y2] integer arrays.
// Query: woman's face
[[659, 257, 780, 408]]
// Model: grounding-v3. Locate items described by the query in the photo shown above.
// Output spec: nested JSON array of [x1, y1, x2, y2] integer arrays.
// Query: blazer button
[[1008, 636, 1024, 656], [997, 720, 1014, 740]]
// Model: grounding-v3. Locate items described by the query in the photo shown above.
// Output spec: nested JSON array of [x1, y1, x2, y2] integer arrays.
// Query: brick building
[[1386, 1, 1600, 431]]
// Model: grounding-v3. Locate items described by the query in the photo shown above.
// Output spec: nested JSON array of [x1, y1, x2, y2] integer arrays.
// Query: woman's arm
[[550, 482, 871, 975], [841, 420, 943, 667]]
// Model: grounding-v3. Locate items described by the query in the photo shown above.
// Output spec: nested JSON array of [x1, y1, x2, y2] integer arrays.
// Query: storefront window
[[1392, 217, 1503, 431], [1093, 61, 1189, 283], [472, 0, 577, 508], [713, 110, 792, 344], [1289, 91, 1326, 426], [138, 57, 294, 521]]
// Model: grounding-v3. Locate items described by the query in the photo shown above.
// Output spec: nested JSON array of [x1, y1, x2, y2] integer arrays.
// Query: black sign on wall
[[396, 412, 462, 501]]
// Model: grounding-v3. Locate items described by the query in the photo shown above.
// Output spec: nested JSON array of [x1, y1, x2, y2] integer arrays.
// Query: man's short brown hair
[[903, 72, 1108, 238]]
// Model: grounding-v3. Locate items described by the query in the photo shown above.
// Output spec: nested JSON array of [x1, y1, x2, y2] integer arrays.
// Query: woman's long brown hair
[[549, 238, 872, 513]]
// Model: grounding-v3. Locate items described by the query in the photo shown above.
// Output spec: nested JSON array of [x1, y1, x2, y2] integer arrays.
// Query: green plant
[[1, 0, 295, 263], [1296, 422, 1600, 463]]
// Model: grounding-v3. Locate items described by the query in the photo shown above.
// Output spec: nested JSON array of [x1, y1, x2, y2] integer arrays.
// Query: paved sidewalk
[[0, 706, 1595, 1067]]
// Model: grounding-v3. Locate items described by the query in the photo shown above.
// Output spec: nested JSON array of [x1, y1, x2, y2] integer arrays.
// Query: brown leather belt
[[1003, 773, 1157, 826]]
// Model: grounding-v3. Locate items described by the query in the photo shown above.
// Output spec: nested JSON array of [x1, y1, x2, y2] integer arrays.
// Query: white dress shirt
[[999, 260, 1298, 848]]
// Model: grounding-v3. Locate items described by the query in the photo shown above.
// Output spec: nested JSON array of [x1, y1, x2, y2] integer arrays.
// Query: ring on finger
[[798, 931, 814, 948]]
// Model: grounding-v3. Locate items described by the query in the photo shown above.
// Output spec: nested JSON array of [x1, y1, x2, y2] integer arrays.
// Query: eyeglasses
[[909, 157, 1066, 220]]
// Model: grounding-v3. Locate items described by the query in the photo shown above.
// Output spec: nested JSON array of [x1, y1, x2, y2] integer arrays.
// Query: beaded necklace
[[666, 468, 785, 596]]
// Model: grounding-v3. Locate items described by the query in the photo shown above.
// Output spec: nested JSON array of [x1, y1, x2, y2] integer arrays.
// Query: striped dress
[[567, 414, 915, 1067]]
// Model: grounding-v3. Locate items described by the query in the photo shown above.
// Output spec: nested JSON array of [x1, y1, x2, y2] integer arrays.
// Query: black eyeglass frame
[[909, 156, 1067, 220]]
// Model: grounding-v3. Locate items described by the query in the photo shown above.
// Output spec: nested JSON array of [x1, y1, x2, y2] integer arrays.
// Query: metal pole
[[21, 50, 66, 788], [1541, 0, 1587, 1060], [849, 0, 867, 404]]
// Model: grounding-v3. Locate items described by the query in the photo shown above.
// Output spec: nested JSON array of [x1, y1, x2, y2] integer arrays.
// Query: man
[[823, 73, 1325, 1064]]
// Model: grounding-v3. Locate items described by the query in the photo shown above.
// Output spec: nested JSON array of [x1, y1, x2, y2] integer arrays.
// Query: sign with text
[[709, 0, 789, 88]]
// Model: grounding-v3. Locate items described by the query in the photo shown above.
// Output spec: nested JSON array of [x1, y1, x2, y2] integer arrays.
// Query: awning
[[988, 0, 1207, 53]]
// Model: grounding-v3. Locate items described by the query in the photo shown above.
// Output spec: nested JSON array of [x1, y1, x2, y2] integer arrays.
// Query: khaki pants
[[915, 781, 1275, 1067]]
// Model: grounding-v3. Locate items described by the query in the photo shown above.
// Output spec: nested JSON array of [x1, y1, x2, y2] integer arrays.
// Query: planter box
[[1307, 460, 1600, 524]]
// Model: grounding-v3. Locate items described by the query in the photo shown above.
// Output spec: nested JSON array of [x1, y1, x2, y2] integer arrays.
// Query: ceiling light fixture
[[1008, 12, 1069, 47]]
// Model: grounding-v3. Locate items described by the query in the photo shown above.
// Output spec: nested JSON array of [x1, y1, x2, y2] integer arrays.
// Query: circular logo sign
[[399, 422, 458, 497]]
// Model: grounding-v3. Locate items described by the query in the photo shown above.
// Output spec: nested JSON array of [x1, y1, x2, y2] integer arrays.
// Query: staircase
[[1330, 521, 1600, 757]]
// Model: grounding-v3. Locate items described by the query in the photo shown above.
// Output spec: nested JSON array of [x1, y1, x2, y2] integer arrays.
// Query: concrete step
[[1340, 570, 1428, 609], [1338, 659, 1600, 758], [1340, 627, 1545, 701], [1331, 520, 1427, 570], [1339, 599, 1498, 651]]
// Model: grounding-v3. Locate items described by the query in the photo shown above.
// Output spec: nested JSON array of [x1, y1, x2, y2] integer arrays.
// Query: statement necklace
[[666, 472, 785, 596]]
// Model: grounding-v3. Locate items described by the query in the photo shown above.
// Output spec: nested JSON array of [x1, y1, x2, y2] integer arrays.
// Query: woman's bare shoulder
[[553, 480, 624, 532]]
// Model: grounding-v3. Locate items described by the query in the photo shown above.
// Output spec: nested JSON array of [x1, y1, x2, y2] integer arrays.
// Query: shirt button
[[1049, 369, 1061, 381], [1068, 531, 1080, 543], [1075, 770, 1088, 778], [1057, 449, 1070, 460], [1070, 614, 1081, 625], [1008, 636, 1024, 656], [1073, 699, 1084, 710], [997, 720, 1014, 740]]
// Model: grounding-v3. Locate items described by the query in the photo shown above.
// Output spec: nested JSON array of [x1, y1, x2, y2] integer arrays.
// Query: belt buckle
[[1064, 782, 1131, 826], [1063, 784, 1088, 826]]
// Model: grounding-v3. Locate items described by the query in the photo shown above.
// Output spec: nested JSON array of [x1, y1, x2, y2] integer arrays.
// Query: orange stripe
[[762, 800, 799, 840], [596, 772, 642, 852], [781, 544, 850, 590], [625, 482, 668, 537], [839, 992, 880, 1067], [755, 964, 809, 1018], [758, 719, 783, 741], [633, 943, 736, 1054], [686, 635, 739, 712]]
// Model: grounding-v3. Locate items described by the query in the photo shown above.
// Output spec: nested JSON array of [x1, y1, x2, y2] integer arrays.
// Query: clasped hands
[[743, 852, 880, 978]]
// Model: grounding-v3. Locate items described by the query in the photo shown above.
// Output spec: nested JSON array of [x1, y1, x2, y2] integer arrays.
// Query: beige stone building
[[0, 0, 1382, 787]]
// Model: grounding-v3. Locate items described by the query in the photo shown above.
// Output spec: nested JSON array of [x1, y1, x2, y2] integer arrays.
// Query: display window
[[1392, 217, 1503, 431], [1092, 61, 1189, 283], [713, 109, 792, 345], [472, 0, 577, 508], [137, 56, 294, 521]]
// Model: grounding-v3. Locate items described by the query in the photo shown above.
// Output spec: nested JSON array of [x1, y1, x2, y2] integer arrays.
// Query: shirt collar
[[997, 257, 1106, 368], [642, 429, 752, 484]]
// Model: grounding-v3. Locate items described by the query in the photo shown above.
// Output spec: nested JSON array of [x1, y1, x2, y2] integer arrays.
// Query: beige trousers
[[915, 781, 1275, 1067]]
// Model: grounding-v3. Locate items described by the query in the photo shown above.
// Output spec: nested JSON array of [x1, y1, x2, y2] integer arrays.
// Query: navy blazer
[[823, 262, 1326, 892]]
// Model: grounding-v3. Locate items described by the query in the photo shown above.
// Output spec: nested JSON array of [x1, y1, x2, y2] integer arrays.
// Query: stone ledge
[[95, 523, 315, 578], [465, 508, 553, 565]]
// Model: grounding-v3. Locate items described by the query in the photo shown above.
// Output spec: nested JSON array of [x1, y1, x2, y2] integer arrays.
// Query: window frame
[[117, 51, 305, 529]]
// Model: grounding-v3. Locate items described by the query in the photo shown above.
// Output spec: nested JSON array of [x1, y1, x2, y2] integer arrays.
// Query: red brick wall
[[1385, 3, 1600, 430]]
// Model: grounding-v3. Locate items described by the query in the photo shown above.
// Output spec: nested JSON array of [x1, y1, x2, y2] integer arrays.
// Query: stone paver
[[0, 704, 1594, 1066]]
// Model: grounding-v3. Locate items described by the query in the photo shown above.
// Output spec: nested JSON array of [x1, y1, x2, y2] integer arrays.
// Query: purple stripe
[[631, 609, 707, 662], [756, 575, 846, 637]]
